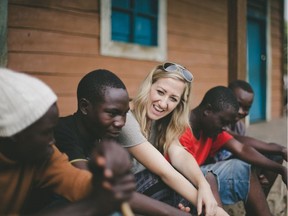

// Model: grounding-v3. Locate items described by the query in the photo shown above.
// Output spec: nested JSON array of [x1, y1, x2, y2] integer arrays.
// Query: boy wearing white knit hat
[[0, 68, 135, 215]]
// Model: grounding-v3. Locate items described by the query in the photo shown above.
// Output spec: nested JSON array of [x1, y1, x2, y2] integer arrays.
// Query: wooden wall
[[167, 0, 228, 108], [7, 0, 159, 116], [6, 0, 283, 118], [270, 0, 284, 118]]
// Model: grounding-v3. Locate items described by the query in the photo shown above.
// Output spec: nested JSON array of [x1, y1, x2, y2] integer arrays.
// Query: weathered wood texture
[[228, 0, 247, 82], [6, 0, 284, 118], [166, 0, 228, 108], [7, 0, 156, 116]]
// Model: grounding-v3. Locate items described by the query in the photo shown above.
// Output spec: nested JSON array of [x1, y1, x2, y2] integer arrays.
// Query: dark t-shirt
[[54, 114, 94, 161]]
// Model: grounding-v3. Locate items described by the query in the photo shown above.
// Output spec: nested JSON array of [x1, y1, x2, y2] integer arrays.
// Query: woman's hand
[[197, 181, 218, 216]]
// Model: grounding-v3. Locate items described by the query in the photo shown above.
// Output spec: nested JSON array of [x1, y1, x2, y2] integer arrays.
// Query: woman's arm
[[128, 141, 225, 216], [128, 141, 198, 203], [167, 142, 219, 215]]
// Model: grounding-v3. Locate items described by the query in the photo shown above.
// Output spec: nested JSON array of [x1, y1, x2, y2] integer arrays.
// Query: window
[[100, 0, 167, 61], [111, 0, 158, 46]]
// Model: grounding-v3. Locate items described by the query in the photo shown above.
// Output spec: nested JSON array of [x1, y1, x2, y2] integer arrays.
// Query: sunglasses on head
[[162, 62, 194, 83]]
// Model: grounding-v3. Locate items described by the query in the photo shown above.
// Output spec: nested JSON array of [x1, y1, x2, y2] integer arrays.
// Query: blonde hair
[[132, 64, 193, 154]]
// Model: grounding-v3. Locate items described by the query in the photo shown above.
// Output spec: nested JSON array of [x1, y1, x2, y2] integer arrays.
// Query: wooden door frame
[[228, 0, 247, 82]]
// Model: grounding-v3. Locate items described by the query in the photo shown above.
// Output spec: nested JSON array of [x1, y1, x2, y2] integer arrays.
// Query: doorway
[[247, 0, 267, 122]]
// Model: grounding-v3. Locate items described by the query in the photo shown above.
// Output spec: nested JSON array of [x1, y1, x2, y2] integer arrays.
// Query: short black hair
[[200, 86, 239, 112], [228, 80, 254, 94], [77, 69, 127, 105]]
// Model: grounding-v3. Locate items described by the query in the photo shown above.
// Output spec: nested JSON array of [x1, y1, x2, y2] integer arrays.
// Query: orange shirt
[[0, 145, 92, 215]]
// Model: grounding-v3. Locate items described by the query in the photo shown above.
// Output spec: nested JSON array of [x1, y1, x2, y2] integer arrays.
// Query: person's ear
[[203, 103, 213, 116], [79, 98, 90, 115]]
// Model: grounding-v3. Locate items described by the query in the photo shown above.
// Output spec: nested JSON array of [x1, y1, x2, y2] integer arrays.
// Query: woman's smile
[[147, 77, 185, 120]]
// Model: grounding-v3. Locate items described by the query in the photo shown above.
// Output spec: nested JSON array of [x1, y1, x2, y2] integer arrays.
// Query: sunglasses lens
[[163, 63, 178, 73], [182, 69, 193, 82]]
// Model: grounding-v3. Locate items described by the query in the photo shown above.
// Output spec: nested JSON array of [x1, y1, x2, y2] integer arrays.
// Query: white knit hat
[[0, 68, 57, 137]]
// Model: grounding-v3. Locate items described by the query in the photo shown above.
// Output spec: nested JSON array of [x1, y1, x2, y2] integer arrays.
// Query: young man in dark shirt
[[55, 69, 192, 216]]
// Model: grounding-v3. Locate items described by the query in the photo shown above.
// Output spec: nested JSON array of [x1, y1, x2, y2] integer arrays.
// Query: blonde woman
[[118, 63, 228, 216]]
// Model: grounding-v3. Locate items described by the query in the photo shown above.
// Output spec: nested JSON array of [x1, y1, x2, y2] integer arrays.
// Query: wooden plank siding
[[7, 0, 101, 116], [6, 0, 229, 115], [269, 0, 284, 118], [7, 0, 159, 116], [167, 0, 228, 107], [6, 0, 284, 119]]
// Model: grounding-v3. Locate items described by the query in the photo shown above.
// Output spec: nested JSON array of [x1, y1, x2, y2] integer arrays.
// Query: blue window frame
[[111, 0, 158, 46], [100, 0, 167, 61]]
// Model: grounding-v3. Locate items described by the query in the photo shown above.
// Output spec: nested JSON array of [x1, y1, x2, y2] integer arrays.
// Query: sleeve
[[179, 128, 195, 155], [54, 119, 87, 161], [118, 111, 147, 148], [210, 131, 233, 157], [234, 121, 246, 136], [36, 145, 93, 202]]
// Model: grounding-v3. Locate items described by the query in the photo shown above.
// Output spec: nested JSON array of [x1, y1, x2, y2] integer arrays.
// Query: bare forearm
[[170, 148, 206, 188], [234, 135, 285, 155], [128, 143, 198, 206], [160, 167, 198, 206], [234, 145, 285, 175]]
